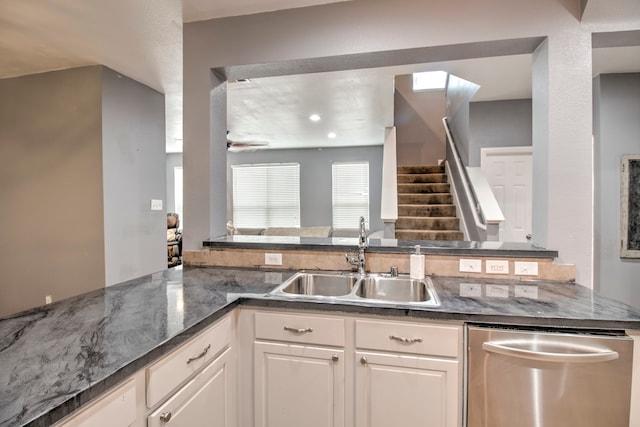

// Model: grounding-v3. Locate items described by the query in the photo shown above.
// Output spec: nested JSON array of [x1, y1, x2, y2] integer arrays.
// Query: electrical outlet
[[45, 295, 52, 304], [486, 260, 509, 274], [514, 261, 539, 276], [459, 259, 482, 273], [265, 253, 283, 266]]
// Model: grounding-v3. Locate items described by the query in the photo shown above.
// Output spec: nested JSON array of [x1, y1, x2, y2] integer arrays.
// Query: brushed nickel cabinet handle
[[390, 335, 423, 344], [283, 326, 313, 334], [160, 411, 172, 423], [360, 356, 368, 365], [186, 344, 211, 364], [332, 354, 339, 362]]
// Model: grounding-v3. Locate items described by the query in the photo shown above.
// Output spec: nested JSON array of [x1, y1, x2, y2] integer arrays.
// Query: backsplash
[[183, 248, 576, 282]]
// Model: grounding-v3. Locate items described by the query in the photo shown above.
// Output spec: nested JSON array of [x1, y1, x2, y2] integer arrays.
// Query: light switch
[[151, 199, 163, 211]]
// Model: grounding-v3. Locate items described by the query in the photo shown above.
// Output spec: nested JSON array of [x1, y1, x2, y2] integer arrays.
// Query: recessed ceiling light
[[309, 114, 321, 122], [328, 132, 337, 139]]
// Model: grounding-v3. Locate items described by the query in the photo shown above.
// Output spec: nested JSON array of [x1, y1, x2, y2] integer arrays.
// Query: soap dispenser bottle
[[410, 245, 425, 279]]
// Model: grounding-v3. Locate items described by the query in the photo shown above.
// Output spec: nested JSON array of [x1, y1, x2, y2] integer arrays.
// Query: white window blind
[[232, 163, 300, 228], [332, 162, 369, 229]]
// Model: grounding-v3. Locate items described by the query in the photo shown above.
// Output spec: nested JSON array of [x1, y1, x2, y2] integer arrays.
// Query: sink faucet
[[345, 216, 368, 275]]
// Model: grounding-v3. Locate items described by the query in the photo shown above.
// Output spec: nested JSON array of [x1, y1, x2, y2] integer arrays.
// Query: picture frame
[[621, 154, 640, 258]]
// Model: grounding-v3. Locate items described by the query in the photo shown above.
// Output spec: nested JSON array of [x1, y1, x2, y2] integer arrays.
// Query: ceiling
[[0, 0, 638, 153]]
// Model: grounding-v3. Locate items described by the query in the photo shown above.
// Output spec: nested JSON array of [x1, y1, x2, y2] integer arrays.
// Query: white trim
[[480, 146, 533, 164]]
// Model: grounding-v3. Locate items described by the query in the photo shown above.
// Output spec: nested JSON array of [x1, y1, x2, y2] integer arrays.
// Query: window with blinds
[[332, 161, 369, 229], [231, 163, 300, 228]]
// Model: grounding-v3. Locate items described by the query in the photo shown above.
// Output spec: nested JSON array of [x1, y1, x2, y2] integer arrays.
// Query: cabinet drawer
[[355, 319, 461, 358], [255, 311, 345, 347], [146, 315, 232, 408], [148, 347, 235, 427]]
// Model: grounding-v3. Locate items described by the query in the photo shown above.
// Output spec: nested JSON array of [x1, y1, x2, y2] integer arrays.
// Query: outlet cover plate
[[265, 253, 283, 266], [486, 260, 509, 274], [459, 259, 482, 273]]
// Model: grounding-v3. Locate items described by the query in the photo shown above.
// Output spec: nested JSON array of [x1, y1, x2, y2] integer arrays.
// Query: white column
[[381, 127, 398, 238]]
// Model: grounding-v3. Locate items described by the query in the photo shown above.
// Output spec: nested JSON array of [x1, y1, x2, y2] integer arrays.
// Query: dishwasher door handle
[[482, 341, 619, 363]]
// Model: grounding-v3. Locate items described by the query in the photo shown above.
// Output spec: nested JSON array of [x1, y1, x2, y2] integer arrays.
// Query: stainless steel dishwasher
[[467, 325, 634, 427]]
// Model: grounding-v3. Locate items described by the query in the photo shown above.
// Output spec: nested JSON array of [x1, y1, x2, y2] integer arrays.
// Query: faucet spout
[[358, 216, 368, 249], [346, 216, 368, 275]]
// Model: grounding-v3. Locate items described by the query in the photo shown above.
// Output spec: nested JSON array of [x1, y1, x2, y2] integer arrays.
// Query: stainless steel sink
[[270, 271, 440, 307], [355, 275, 438, 305], [275, 272, 359, 297]]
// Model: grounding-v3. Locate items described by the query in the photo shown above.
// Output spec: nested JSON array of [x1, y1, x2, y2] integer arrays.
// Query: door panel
[[255, 342, 344, 427], [481, 148, 532, 242]]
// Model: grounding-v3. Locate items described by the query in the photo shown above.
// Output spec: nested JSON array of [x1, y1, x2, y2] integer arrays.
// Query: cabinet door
[[56, 377, 139, 427], [255, 341, 344, 427], [355, 351, 459, 427], [148, 346, 236, 427]]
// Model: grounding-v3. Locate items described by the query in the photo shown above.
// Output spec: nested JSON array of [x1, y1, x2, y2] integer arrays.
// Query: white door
[[481, 147, 533, 242], [355, 351, 459, 427], [255, 342, 345, 427]]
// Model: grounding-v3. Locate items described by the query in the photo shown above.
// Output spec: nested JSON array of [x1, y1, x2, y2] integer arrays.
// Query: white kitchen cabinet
[[355, 351, 459, 427], [54, 374, 145, 427], [253, 311, 346, 427], [145, 313, 236, 427], [148, 346, 236, 427], [254, 341, 345, 427], [248, 309, 462, 427], [354, 319, 462, 427]]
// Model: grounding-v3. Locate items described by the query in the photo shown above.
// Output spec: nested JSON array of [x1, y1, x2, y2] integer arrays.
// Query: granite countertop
[[203, 235, 559, 258], [2, 266, 640, 427]]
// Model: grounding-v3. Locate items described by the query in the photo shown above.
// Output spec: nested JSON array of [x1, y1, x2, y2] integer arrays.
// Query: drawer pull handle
[[360, 356, 368, 365], [332, 354, 339, 362], [390, 335, 423, 344], [160, 411, 172, 423], [284, 326, 313, 334], [186, 344, 211, 364]]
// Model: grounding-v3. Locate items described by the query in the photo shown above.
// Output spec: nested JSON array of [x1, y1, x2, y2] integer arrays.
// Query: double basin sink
[[269, 271, 440, 307]]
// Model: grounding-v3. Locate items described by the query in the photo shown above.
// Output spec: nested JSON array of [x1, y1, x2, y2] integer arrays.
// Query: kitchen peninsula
[[1, 259, 640, 427]]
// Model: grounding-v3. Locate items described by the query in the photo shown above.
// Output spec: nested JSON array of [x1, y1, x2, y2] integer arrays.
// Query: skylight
[[412, 71, 448, 91]]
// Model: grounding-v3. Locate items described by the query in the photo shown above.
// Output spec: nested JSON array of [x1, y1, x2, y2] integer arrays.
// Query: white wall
[[593, 73, 640, 309]]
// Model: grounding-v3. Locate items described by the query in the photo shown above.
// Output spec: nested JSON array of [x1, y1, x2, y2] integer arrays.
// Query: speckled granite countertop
[[2, 266, 640, 427]]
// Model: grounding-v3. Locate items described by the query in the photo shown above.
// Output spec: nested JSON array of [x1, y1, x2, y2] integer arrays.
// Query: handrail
[[442, 117, 488, 231]]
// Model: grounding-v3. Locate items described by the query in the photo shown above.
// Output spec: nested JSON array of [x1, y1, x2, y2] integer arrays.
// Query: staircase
[[396, 164, 464, 241]]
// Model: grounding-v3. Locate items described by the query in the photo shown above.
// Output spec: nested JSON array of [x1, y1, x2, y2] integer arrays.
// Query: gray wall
[[394, 74, 446, 166], [468, 99, 533, 167], [184, 0, 600, 286], [227, 146, 384, 231], [593, 73, 640, 309], [0, 67, 106, 317], [445, 75, 480, 166], [166, 153, 183, 214], [101, 67, 166, 286]]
